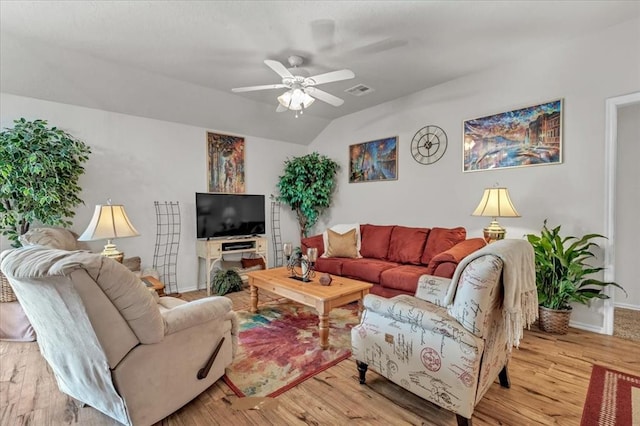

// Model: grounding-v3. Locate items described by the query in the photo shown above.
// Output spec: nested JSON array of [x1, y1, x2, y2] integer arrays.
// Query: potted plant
[[0, 118, 91, 247], [211, 269, 243, 296], [276, 152, 339, 239], [0, 118, 91, 303], [526, 220, 625, 334]]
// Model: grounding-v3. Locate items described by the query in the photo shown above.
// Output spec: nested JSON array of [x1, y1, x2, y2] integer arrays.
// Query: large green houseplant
[[526, 220, 625, 333], [0, 118, 91, 247], [276, 152, 339, 239]]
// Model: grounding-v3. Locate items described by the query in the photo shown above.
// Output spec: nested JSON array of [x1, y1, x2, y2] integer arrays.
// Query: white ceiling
[[1, 1, 639, 144]]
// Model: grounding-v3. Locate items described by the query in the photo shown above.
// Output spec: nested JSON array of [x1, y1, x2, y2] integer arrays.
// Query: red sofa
[[301, 224, 486, 298]]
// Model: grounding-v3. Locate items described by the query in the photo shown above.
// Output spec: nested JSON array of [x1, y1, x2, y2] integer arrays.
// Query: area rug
[[581, 364, 640, 426], [223, 301, 359, 397]]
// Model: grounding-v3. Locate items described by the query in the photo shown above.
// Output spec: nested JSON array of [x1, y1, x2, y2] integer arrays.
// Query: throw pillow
[[324, 228, 359, 258], [18, 227, 79, 251], [322, 223, 361, 257]]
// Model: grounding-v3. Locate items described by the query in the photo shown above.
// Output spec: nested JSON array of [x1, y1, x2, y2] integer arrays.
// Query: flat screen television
[[196, 193, 266, 239]]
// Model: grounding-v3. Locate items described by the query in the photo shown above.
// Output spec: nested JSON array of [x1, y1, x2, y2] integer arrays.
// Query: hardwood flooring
[[1, 288, 639, 425]]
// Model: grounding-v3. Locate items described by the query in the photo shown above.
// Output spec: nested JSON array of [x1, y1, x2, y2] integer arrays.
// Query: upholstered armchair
[[352, 239, 537, 426], [1, 246, 238, 426]]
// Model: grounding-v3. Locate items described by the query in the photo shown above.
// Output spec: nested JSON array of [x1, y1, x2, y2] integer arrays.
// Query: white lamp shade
[[472, 187, 520, 218], [277, 89, 315, 111], [78, 204, 140, 241]]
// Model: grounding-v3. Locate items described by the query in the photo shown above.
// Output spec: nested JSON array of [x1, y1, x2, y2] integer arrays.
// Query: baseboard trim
[[614, 302, 640, 311], [175, 285, 200, 294], [569, 320, 604, 334]]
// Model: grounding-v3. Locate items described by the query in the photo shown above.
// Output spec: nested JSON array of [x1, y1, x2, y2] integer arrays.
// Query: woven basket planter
[[0, 270, 17, 303], [538, 305, 572, 334]]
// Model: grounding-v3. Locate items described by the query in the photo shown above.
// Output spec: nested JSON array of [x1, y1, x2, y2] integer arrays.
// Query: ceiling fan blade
[[264, 60, 294, 79], [232, 84, 286, 93], [305, 69, 355, 86], [308, 88, 344, 107], [276, 104, 288, 113]]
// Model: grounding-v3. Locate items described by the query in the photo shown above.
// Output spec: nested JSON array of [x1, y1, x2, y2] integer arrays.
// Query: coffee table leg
[[250, 285, 258, 313], [319, 311, 330, 350]]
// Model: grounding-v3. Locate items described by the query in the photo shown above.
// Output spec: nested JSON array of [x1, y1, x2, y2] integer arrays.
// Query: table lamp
[[78, 201, 140, 262], [472, 187, 520, 243]]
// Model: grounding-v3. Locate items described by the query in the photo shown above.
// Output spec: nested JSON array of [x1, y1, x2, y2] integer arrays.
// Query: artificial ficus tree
[[0, 118, 91, 247], [276, 152, 339, 239]]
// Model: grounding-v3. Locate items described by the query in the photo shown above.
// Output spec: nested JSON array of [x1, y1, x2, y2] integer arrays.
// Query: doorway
[[604, 91, 640, 337]]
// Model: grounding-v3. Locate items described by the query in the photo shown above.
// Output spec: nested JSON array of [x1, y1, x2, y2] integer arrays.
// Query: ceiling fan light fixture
[[277, 89, 315, 111]]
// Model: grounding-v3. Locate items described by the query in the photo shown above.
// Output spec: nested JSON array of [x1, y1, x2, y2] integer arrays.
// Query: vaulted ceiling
[[1, 1, 638, 144]]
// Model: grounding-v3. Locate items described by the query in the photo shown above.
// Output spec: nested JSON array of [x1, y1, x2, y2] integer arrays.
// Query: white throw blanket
[[445, 239, 538, 349]]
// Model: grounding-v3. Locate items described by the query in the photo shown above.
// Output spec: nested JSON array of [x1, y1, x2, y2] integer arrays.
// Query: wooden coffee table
[[246, 267, 373, 350]]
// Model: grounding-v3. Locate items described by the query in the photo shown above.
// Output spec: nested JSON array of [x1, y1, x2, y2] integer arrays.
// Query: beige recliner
[[352, 239, 537, 426], [0, 246, 237, 426]]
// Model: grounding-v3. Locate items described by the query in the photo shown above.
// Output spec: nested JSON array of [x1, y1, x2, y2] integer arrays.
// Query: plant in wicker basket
[[526, 220, 626, 334], [211, 269, 243, 296]]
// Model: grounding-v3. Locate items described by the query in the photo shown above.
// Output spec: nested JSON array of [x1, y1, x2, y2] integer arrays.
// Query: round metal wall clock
[[410, 125, 448, 165]]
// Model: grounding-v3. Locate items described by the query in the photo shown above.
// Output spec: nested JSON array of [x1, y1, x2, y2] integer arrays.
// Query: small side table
[[141, 276, 165, 296]]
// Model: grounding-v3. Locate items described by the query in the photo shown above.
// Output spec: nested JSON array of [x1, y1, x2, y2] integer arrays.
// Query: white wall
[[308, 19, 640, 331], [615, 102, 640, 309], [0, 94, 306, 292]]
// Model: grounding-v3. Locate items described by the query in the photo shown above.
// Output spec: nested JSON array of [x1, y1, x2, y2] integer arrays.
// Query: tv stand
[[196, 236, 268, 296]]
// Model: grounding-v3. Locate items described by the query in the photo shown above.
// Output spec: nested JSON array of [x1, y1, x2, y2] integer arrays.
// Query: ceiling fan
[[232, 55, 355, 117]]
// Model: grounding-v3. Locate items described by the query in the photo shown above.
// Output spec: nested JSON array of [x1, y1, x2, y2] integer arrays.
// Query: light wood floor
[[1, 288, 639, 426]]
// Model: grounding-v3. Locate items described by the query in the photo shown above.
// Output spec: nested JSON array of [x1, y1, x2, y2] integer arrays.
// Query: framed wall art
[[207, 132, 245, 193], [463, 99, 563, 172], [349, 136, 398, 183]]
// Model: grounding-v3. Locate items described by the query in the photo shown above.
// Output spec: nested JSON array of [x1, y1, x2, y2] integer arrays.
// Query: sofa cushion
[[369, 285, 411, 298], [314, 257, 344, 275], [360, 224, 394, 259], [324, 228, 359, 258], [322, 223, 361, 257], [421, 227, 467, 265], [387, 226, 430, 265], [341, 258, 399, 284], [380, 264, 431, 294], [301, 234, 324, 254]]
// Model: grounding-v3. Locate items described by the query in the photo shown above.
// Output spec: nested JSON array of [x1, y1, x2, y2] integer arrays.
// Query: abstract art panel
[[463, 99, 562, 172], [349, 136, 398, 183], [207, 132, 245, 193]]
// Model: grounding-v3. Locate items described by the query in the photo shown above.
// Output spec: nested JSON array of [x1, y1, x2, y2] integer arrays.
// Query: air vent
[[345, 84, 374, 96]]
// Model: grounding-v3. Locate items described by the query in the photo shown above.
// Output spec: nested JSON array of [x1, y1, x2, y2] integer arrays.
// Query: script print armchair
[[0, 246, 238, 426], [352, 239, 537, 426]]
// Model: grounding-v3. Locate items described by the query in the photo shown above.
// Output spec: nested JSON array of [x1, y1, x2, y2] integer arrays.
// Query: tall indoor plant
[[276, 152, 339, 239], [526, 220, 625, 334], [0, 118, 91, 247]]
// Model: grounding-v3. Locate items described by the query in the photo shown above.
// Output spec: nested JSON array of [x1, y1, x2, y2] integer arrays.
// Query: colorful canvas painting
[[349, 136, 398, 183], [207, 132, 245, 193], [463, 99, 563, 172]]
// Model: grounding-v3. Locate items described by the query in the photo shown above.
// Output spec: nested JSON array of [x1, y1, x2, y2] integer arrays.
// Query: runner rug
[[223, 301, 359, 397], [581, 364, 640, 426]]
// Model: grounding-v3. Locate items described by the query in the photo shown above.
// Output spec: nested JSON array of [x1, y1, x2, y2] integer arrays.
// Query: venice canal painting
[[349, 136, 398, 183], [463, 99, 562, 172]]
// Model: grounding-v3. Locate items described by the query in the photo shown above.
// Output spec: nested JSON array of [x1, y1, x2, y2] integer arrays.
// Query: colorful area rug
[[581, 364, 640, 426], [223, 301, 359, 397]]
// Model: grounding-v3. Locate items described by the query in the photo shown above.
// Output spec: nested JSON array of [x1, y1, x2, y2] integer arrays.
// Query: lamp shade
[[78, 204, 140, 241], [472, 187, 520, 218], [277, 89, 315, 111]]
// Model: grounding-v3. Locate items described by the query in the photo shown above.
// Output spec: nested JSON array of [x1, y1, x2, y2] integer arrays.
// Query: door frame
[[603, 91, 640, 335]]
